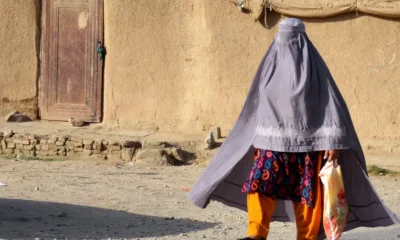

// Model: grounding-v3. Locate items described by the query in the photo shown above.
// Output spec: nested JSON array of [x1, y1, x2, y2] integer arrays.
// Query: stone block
[[73, 141, 83, 147], [108, 149, 120, 154], [24, 145, 33, 150], [93, 149, 101, 154], [7, 143, 16, 149], [110, 145, 121, 151], [65, 141, 72, 146], [48, 144, 57, 151], [135, 154, 176, 166], [102, 140, 109, 146], [3, 149, 14, 154], [3, 130, 14, 138], [26, 135, 38, 140], [91, 154, 107, 160], [16, 144, 23, 150], [35, 145, 41, 151], [74, 147, 83, 152], [83, 149, 92, 155], [42, 145, 49, 151], [93, 142, 102, 150], [83, 140, 94, 145], [108, 150, 120, 156], [37, 151, 49, 157], [58, 151, 66, 156], [57, 146, 66, 152], [121, 148, 135, 161], [136, 149, 164, 160], [21, 150, 33, 156], [75, 152, 88, 158], [212, 127, 222, 139], [1, 140, 7, 149], [13, 139, 21, 144], [48, 150, 58, 156], [40, 139, 47, 144], [68, 151, 77, 157], [84, 145, 93, 150], [56, 141, 65, 146], [204, 130, 216, 149], [30, 139, 39, 145], [50, 135, 58, 143], [21, 140, 30, 145]]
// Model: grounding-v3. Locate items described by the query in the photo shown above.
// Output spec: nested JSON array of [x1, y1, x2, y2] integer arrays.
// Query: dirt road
[[0, 159, 399, 240]]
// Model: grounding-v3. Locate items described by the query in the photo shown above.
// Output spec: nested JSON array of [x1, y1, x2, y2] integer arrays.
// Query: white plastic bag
[[319, 160, 349, 240]]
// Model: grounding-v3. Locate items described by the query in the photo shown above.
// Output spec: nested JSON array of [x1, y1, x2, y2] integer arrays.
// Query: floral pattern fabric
[[242, 149, 319, 208]]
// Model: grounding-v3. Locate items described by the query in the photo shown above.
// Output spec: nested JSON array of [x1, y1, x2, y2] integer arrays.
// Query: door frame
[[39, 0, 104, 122]]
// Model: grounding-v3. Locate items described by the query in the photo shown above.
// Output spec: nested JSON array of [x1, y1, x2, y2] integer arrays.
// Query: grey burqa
[[188, 18, 399, 235]]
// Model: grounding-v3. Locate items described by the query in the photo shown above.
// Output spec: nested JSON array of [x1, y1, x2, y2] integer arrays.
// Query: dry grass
[[367, 165, 400, 177], [0, 154, 61, 162]]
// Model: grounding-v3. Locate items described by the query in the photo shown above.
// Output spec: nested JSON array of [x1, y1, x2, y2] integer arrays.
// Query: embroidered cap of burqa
[[189, 18, 399, 233]]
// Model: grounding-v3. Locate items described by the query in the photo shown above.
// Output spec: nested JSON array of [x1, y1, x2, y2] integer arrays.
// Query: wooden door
[[40, 0, 103, 122]]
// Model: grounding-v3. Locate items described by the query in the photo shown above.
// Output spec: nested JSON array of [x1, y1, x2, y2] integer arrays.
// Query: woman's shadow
[[0, 198, 216, 239]]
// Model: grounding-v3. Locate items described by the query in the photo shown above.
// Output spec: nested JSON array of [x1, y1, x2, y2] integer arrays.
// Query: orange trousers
[[247, 153, 323, 240]]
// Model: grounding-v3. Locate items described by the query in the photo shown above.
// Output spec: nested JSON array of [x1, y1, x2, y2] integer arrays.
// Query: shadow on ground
[[0, 198, 216, 239], [340, 225, 400, 240]]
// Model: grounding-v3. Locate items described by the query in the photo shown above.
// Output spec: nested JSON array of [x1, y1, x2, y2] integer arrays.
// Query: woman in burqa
[[189, 18, 399, 240]]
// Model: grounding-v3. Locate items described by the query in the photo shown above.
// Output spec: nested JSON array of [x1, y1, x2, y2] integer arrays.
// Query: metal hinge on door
[[96, 41, 106, 61]]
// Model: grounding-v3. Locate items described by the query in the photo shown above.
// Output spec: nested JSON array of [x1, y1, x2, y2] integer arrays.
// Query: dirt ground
[[0, 158, 399, 240]]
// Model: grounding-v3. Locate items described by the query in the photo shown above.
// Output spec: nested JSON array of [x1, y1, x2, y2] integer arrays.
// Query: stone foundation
[[0, 132, 196, 165]]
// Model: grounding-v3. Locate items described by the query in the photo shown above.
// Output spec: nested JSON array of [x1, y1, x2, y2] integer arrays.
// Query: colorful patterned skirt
[[242, 149, 321, 208]]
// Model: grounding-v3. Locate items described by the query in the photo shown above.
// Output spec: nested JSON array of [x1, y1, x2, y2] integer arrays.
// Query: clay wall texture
[[1, 0, 399, 152]]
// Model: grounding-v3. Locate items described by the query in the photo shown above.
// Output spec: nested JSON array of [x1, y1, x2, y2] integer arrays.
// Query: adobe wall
[[0, 0, 39, 119], [103, 0, 400, 152]]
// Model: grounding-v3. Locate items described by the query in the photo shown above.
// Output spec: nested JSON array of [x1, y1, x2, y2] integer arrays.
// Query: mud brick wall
[[0, 134, 140, 161]]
